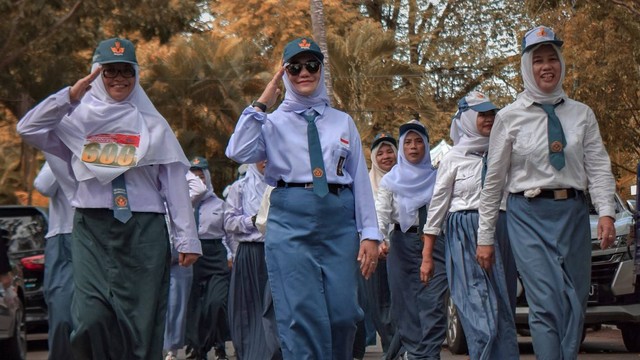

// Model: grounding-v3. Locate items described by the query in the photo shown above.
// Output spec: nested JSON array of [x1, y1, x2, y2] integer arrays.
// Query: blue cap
[[457, 91, 498, 113], [521, 26, 563, 54], [189, 156, 209, 169], [399, 120, 429, 142], [282, 37, 324, 64], [371, 132, 397, 150], [92, 38, 138, 65]]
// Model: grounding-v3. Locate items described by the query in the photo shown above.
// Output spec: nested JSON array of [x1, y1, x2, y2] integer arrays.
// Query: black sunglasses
[[284, 61, 321, 76], [102, 66, 136, 79]]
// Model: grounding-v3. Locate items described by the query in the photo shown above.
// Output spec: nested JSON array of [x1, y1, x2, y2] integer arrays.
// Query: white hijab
[[520, 43, 567, 104], [450, 109, 489, 155], [369, 141, 398, 196], [380, 128, 437, 232], [55, 63, 188, 184]]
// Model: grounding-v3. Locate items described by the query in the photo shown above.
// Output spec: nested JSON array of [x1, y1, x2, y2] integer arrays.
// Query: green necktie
[[304, 110, 329, 197], [534, 100, 566, 170], [112, 173, 132, 223]]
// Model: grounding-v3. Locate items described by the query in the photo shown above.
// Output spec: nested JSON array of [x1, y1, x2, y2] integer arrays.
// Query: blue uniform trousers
[[266, 187, 362, 360], [507, 193, 590, 360]]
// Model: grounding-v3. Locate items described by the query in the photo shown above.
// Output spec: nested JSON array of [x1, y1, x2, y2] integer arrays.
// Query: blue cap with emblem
[[521, 26, 563, 54], [371, 132, 398, 151], [399, 120, 429, 142], [189, 156, 209, 170], [92, 38, 138, 65], [457, 91, 498, 114], [282, 37, 324, 64]]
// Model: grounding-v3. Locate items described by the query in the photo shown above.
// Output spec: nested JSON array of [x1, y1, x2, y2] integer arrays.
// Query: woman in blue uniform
[[225, 36, 381, 360], [376, 120, 447, 360], [17, 37, 201, 360], [224, 160, 282, 359], [422, 92, 518, 360], [185, 157, 231, 360], [478, 26, 616, 360]]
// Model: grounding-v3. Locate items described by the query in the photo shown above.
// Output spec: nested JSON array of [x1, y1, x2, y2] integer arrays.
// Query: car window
[[0, 207, 47, 255]]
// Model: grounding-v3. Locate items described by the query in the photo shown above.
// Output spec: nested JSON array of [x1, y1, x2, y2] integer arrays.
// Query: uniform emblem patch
[[550, 141, 563, 153], [114, 195, 128, 207], [313, 167, 324, 178]]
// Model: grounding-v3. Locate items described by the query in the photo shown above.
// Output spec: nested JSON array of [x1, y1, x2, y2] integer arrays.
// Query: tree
[[142, 33, 271, 193], [310, 0, 335, 104], [524, 0, 640, 189], [1, 0, 207, 203]]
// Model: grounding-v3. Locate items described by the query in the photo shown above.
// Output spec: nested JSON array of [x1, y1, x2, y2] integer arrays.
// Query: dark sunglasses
[[102, 67, 136, 79], [284, 61, 321, 76]]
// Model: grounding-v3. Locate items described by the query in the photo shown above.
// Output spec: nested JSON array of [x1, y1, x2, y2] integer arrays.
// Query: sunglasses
[[102, 67, 136, 79], [284, 61, 321, 76]]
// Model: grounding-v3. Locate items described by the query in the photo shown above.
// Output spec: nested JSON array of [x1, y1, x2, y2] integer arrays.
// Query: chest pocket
[[512, 122, 538, 156], [331, 145, 350, 177], [453, 169, 478, 198]]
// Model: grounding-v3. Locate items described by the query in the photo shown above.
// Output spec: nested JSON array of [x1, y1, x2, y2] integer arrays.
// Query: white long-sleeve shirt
[[375, 187, 420, 236], [423, 150, 507, 244], [478, 94, 615, 245]]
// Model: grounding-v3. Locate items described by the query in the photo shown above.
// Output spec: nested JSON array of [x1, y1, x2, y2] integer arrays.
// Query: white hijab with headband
[[520, 26, 567, 104], [450, 91, 498, 155], [380, 120, 438, 232], [369, 134, 398, 196], [55, 38, 188, 185]]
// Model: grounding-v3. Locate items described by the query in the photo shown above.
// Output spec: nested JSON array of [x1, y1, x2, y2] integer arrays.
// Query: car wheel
[[445, 291, 468, 355], [619, 323, 640, 352], [0, 299, 27, 360]]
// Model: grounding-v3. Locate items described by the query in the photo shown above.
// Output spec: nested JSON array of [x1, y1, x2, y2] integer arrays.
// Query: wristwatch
[[251, 100, 267, 112]]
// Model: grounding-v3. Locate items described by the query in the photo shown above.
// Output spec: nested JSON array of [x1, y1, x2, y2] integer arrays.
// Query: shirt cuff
[[174, 237, 203, 255], [361, 227, 383, 242], [477, 230, 495, 246], [422, 226, 441, 236], [241, 106, 268, 123]]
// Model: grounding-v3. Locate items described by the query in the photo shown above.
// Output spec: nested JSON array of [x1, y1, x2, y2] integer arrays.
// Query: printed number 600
[[82, 143, 136, 167]]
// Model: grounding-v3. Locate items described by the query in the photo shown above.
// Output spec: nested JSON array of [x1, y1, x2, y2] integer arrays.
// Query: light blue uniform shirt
[[225, 106, 381, 241], [17, 87, 202, 255], [223, 180, 264, 257]]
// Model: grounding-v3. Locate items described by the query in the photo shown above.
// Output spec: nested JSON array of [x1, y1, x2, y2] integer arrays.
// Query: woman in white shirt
[[376, 120, 447, 359], [478, 26, 616, 360], [422, 92, 518, 360]]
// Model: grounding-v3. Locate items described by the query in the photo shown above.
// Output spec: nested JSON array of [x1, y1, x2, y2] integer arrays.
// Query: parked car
[[0, 206, 48, 334], [0, 235, 27, 359], [446, 193, 640, 354]]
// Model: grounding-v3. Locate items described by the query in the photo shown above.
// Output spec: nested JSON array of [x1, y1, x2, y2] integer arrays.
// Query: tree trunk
[[310, 0, 334, 106]]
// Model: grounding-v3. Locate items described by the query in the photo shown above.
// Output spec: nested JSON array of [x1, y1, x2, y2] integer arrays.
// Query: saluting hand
[[69, 66, 102, 103], [179, 252, 200, 267], [255, 67, 285, 110]]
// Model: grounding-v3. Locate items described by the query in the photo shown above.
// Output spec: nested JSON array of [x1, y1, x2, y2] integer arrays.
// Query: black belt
[[276, 180, 350, 195], [513, 188, 582, 200], [394, 223, 420, 234]]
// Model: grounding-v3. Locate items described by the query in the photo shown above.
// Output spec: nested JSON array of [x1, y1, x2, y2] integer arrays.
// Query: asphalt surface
[[27, 326, 639, 359]]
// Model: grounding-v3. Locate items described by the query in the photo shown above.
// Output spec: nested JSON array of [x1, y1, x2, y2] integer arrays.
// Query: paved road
[[26, 326, 638, 359]]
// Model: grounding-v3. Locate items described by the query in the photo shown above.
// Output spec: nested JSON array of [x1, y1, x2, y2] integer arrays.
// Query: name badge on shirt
[[81, 133, 140, 167]]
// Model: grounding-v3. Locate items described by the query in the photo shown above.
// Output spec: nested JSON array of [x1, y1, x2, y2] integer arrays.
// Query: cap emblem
[[111, 41, 125, 56], [298, 39, 311, 49]]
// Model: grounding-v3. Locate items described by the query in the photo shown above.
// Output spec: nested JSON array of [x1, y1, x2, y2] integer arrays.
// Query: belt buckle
[[553, 189, 568, 200], [304, 183, 314, 189]]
